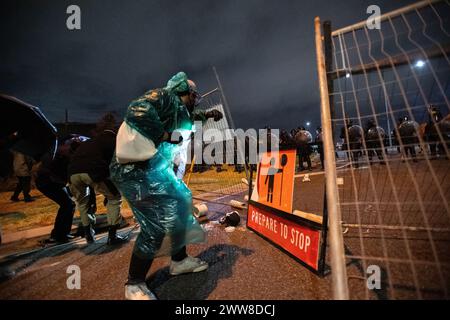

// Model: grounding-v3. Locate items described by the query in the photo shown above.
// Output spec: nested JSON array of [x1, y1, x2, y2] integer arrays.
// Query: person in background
[[297, 127, 312, 171], [279, 129, 293, 148], [397, 116, 418, 162], [425, 105, 444, 158], [315, 127, 324, 170], [340, 119, 352, 163], [68, 114, 128, 245], [10, 150, 35, 202], [340, 119, 362, 167], [392, 117, 404, 154], [35, 137, 80, 243], [364, 119, 385, 165]]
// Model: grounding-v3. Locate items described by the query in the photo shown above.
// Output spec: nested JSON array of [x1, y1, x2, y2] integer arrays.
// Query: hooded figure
[[110, 72, 222, 300]]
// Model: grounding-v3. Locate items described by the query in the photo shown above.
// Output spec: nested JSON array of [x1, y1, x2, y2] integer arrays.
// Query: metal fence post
[[314, 16, 349, 300]]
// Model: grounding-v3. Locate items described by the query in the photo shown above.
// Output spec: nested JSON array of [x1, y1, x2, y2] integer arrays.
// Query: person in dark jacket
[[68, 116, 127, 245], [397, 116, 418, 162], [364, 119, 385, 165], [340, 119, 353, 161], [425, 105, 444, 158], [35, 139, 77, 243], [340, 119, 362, 167], [315, 127, 324, 170], [296, 127, 312, 171]]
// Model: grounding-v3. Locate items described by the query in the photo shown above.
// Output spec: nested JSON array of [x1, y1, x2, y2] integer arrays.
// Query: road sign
[[247, 148, 328, 275], [250, 150, 296, 214], [248, 203, 322, 270]]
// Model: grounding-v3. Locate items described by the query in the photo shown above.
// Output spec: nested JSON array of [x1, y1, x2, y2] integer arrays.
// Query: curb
[[0, 212, 133, 245]]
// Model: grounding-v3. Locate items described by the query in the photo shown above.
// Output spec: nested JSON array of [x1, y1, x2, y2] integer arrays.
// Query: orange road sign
[[251, 150, 296, 213]]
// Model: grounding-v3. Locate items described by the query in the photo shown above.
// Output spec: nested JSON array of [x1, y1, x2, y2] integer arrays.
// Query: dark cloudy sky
[[0, 0, 416, 130]]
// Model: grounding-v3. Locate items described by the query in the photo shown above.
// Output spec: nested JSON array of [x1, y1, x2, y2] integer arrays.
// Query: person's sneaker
[[125, 283, 157, 300], [66, 234, 76, 240], [84, 225, 95, 244], [42, 237, 58, 245], [107, 233, 129, 245], [10, 196, 19, 202], [169, 256, 208, 276], [24, 197, 35, 202], [107, 224, 129, 245]]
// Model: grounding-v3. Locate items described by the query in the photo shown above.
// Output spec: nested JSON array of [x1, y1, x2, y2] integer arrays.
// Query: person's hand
[[206, 110, 223, 122]]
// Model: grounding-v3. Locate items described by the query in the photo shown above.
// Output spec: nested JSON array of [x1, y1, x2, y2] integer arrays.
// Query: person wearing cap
[[110, 72, 222, 300]]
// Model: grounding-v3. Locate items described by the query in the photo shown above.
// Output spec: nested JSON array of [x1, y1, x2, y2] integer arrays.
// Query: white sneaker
[[125, 283, 157, 300], [169, 256, 208, 276]]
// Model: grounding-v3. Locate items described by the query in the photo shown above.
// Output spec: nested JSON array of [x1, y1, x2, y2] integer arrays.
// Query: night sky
[[0, 0, 416, 131]]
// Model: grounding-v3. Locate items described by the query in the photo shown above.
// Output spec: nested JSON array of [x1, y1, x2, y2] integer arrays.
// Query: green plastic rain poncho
[[110, 72, 206, 259]]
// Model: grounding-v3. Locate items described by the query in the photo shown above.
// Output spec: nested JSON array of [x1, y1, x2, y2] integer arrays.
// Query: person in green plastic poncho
[[110, 72, 223, 300]]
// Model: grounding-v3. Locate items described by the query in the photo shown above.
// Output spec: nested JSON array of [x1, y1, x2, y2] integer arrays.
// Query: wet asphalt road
[[0, 185, 335, 300], [0, 157, 449, 300]]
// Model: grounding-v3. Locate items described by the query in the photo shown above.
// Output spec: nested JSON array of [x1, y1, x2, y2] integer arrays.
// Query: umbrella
[[0, 94, 57, 161]]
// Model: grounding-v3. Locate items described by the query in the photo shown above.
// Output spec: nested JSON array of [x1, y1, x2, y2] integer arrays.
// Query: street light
[[414, 60, 425, 68], [306, 121, 311, 127]]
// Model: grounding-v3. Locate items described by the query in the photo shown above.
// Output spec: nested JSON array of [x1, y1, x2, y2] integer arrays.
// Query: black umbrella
[[0, 94, 57, 161]]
